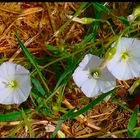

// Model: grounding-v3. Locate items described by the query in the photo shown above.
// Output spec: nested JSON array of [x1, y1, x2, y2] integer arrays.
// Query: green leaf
[[45, 44, 69, 60], [46, 45, 59, 54], [71, 88, 116, 119], [15, 31, 49, 93], [52, 62, 62, 81], [31, 76, 47, 98], [92, 2, 110, 14], [86, 6, 103, 41], [45, 60, 78, 103], [54, 59, 78, 90], [0, 110, 30, 121], [134, 129, 140, 138], [31, 90, 52, 116], [34, 56, 52, 63], [50, 108, 76, 138], [128, 105, 139, 137], [117, 16, 130, 26]]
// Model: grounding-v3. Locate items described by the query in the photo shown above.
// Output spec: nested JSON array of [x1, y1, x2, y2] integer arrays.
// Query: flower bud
[[127, 6, 140, 22], [129, 79, 140, 95], [66, 15, 95, 24], [99, 46, 116, 69], [133, 6, 140, 18], [57, 130, 65, 138]]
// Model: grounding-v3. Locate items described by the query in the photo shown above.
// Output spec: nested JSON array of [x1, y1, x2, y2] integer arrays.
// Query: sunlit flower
[[0, 62, 32, 105], [107, 37, 140, 80], [72, 54, 116, 97]]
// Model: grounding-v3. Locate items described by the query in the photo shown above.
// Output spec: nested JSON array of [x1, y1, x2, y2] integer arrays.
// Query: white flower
[[107, 37, 140, 80], [72, 54, 116, 97], [0, 62, 32, 105]]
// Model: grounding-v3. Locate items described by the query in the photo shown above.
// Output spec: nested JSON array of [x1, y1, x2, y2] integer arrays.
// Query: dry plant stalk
[[62, 98, 118, 138]]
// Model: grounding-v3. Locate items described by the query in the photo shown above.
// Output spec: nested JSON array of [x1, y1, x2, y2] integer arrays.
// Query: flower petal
[[79, 54, 93, 68], [129, 58, 140, 77], [0, 87, 14, 104], [116, 37, 135, 52], [131, 49, 140, 57], [15, 64, 30, 75], [78, 54, 102, 70], [100, 67, 116, 82], [15, 75, 31, 98], [85, 55, 102, 70], [72, 67, 89, 87], [81, 78, 99, 97], [130, 38, 140, 49], [0, 77, 7, 85], [0, 62, 30, 79], [0, 62, 16, 79], [13, 88, 30, 104], [107, 54, 133, 80], [130, 39, 140, 57], [98, 80, 115, 93]]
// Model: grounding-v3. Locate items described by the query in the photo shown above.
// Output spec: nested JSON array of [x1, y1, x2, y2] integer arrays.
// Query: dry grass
[[0, 2, 84, 59]]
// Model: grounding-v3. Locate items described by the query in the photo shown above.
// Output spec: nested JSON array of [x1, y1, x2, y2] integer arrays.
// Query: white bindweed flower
[[107, 37, 140, 80], [0, 62, 32, 105], [72, 54, 116, 97]]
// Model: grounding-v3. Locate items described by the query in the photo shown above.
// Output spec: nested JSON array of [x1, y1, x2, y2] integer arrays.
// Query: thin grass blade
[[128, 105, 139, 137], [15, 31, 49, 93]]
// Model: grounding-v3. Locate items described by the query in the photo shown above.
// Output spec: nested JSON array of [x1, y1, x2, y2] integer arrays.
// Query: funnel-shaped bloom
[[107, 37, 140, 80], [0, 62, 31, 105], [72, 54, 116, 97]]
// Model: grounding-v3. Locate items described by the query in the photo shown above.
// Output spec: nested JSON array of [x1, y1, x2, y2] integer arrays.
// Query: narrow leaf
[[50, 108, 76, 138], [51, 88, 116, 138], [134, 129, 140, 138], [15, 31, 49, 93], [71, 88, 116, 119], [31, 76, 47, 98], [92, 2, 110, 14], [54, 59, 78, 90], [128, 105, 139, 137], [117, 16, 130, 26], [0, 110, 30, 121]]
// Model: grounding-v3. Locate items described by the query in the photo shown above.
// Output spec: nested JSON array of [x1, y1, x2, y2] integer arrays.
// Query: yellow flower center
[[90, 69, 101, 79], [121, 51, 130, 60], [5, 80, 18, 90]]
